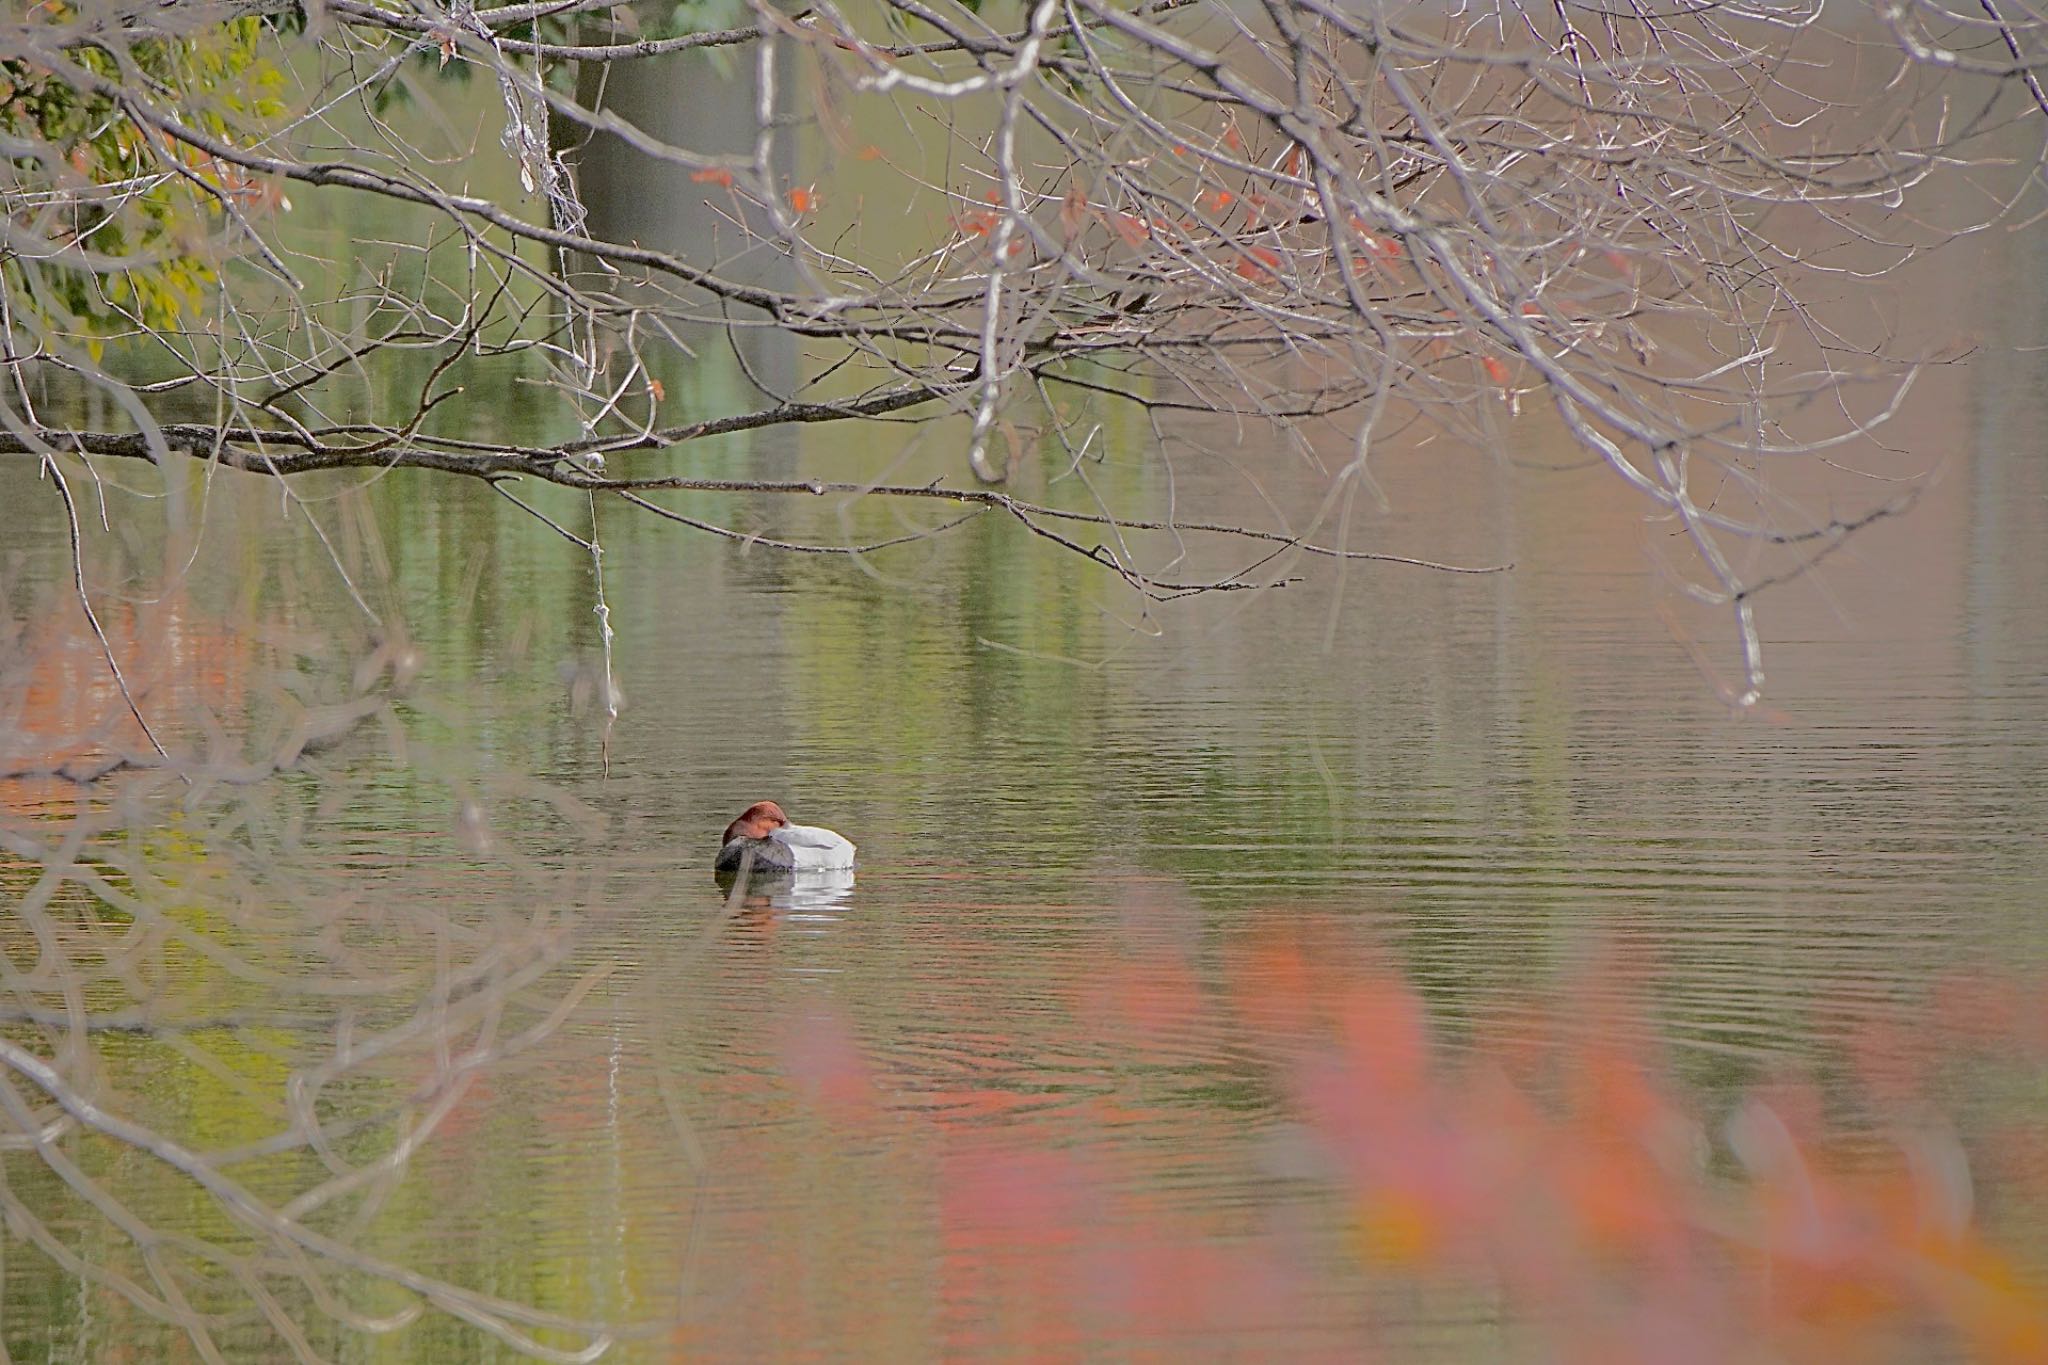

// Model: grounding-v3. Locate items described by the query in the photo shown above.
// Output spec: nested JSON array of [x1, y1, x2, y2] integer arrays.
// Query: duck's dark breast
[[715, 837, 796, 873]]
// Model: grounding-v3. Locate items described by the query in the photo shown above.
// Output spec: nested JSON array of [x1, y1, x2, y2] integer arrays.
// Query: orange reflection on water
[[1, 582, 250, 799]]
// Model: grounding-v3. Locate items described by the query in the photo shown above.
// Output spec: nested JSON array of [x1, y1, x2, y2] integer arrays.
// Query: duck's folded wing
[[771, 824, 856, 868]]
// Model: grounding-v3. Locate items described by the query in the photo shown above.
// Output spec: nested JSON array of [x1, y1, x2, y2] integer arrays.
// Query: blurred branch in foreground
[[0, 557, 632, 1360]]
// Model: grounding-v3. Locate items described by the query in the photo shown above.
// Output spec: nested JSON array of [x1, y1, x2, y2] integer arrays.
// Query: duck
[[715, 801, 856, 874]]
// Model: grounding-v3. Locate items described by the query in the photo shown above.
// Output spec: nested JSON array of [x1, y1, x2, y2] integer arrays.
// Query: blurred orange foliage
[[782, 914, 2048, 1362]]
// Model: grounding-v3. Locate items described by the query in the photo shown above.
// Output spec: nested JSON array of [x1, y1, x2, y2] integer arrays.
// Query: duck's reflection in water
[[713, 866, 856, 924]]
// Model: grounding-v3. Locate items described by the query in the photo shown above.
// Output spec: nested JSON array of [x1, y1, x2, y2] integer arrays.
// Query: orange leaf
[[856, 144, 883, 161], [648, 377, 665, 403], [1235, 247, 1281, 281], [690, 167, 733, 186], [1112, 212, 1150, 246], [788, 185, 817, 214], [1060, 183, 1089, 241], [1348, 216, 1403, 259]]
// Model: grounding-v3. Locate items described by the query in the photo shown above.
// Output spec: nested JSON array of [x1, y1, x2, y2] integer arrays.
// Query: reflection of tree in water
[[0, 570, 626, 1360]]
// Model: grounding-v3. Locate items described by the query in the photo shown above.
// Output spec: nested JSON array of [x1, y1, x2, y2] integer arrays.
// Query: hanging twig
[[41, 454, 170, 763]]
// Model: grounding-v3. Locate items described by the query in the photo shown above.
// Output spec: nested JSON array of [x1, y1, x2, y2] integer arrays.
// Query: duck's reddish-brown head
[[722, 801, 789, 845]]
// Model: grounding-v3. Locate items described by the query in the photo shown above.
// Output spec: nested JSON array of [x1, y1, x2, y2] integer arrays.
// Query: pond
[[4, 43, 2048, 1365]]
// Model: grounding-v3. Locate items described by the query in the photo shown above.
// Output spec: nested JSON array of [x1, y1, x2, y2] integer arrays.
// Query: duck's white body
[[770, 823, 857, 870]]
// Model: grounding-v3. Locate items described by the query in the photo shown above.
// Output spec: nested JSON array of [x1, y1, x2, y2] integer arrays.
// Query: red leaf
[[1235, 247, 1281, 280], [1060, 183, 1089, 241]]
